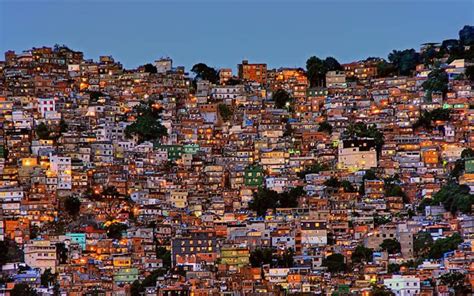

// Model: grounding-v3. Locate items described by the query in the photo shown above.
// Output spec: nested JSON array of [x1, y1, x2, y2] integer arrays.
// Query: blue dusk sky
[[1, 0, 473, 71]]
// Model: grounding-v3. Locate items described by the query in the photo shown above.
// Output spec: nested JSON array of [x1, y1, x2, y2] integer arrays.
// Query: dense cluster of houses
[[0, 35, 473, 296]]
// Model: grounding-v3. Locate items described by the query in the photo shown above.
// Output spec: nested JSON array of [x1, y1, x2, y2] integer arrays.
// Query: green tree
[[125, 100, 167, 143], [143, 63, 157, 74], [0, 239, 22, 265], [306, 56, 326, 87], [324, 57, 342, 72], [376, 59, 397, 78], [359, 169, 378, 195], [249, 188, 279, 216], [388, 49, 420, 76], [343, 122, 384, 153], [191, 63, 219, 84], [36, 122, 51, 140], [11, 283, 38, 296], [422, 68, 449, 99], [156, 246, 171, 270], [59, 119, 68, 134], [459, 25, 474, 46], [40, 268, 57, 287], [429, 233, 463, 259], [439, 271, 470, 296], [414, 108, 451, 130], [273, 89, 292, 109], [380, 239, 401, 254], [218, 104, 233, 122], [324, 177, 341, 188], [56, 242, 68, 264], [465, 65, 474, 82], [64, 195, 81, 216], [371, 284, 395, 296], [89, 91, 105, 101], [414, 231, 434, 258], [384, 176, 408, 203], [387, 263, 400, 274], [461, 148, 474, 158], [431, 183, 474, 214], [322, 253, 347, 273], [341, 180, 356, 193], [306, 56, 342, 87], [249, 187, 304, 216], [106, 223, 128, 240], [250, 248, 273, 267], [275, 248, 294, 268], [130, 280, 144, 296], [318, 121, 333, 134], [297, 162, 329, 179], [30, 225, 40, 240], [351, 245, 373, 264]]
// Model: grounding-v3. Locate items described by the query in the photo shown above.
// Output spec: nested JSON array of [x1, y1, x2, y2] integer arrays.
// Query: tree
[[465, 65, 474, 82], [359, 169, 378, 195], [430, 183, 474, 214], [429, 233, 463, 259], [324, 57, 342, 72], [306, 56, 326, 87], [250, 248, 273, 267], [364, 169, 377, 180], [376, 59, 397, 77], [36, 122, 51, 140], [130, 280, 144, 296], [156, 246, 171, 270], [56, 242, 68, 264], [306, 56, 342, 87], [89, 91, 105, 101], [422, 68, 449, 99], [218, 104, 233, 122], [439, 272, 470, 296], [414, 108, 451, 130], [414, 231, 434, 258], [459, 25, 474, 46], [380, 239, 401, 254], [64, 196, 81, 216], [10, 283, 38, 296], [384, 176, 408, 203], [297, 162, 329, 179], [30, 225, 40, 240], [143, 63, 157, 74], [59, 119, 68, 134], [273, 89, 292, 109], [371, 284, 395, 296], [40, 268, 57, 287], [249, 187, 304, 216], [388, 49, 420, 76], [249, 188, 279, 216], [318, 121, 333, 134], [106, 223, 128, 240], [461, 148, 474, 158], [191, 63, 219, 84], [374, 214, 391, 227], [351, 245, 373, 264], [275, 248, 294, 268], [322, 253, 346, 273], [341, 180, 356, 193], [125, 100, 167, 143], [324, 177, 341, 188], [387, 263, 400, 274], [343, 122, 384, 154], [0, 239, 22, 266], [130, 268, 167, 296]]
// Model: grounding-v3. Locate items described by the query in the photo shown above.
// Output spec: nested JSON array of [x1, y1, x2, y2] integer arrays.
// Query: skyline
[[1, 0, 473, 70]]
